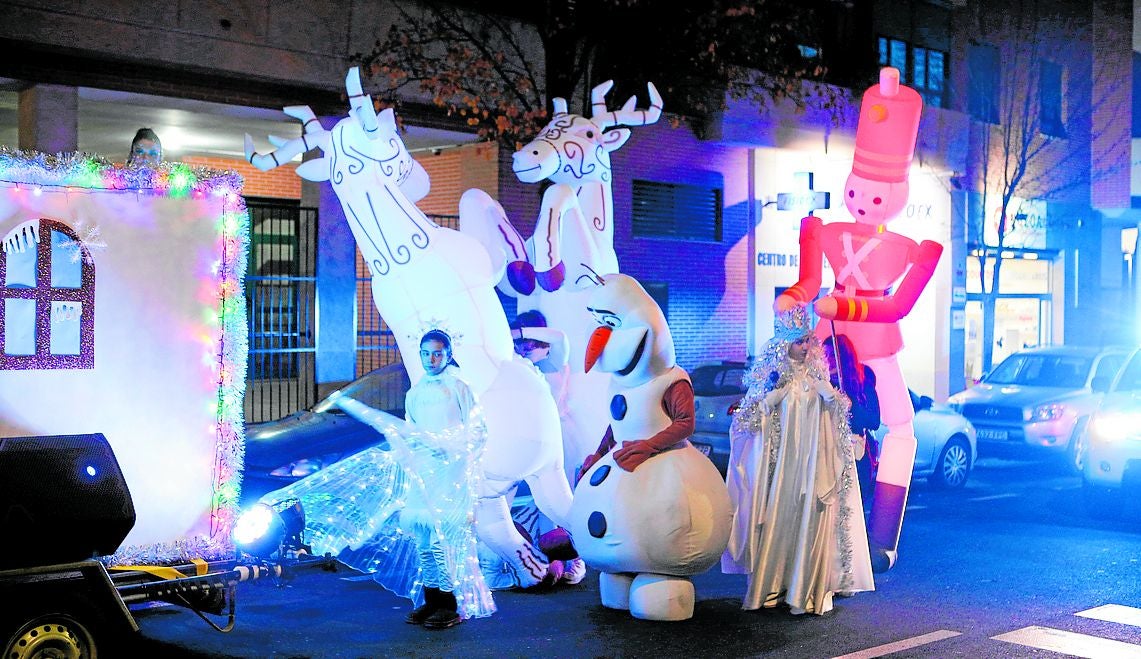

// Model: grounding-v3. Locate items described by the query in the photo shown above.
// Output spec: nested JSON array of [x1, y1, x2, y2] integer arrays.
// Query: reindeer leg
[[459, 188, 538, 296], [536, 262, 565, 293], [506, 260, 538, 295], [531, 185, 577, 293], [474, 494, 548, 588]]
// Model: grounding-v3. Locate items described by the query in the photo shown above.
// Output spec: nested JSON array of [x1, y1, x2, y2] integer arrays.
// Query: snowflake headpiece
[[773, 305, 813, 342], [408, 318, 464, 348]]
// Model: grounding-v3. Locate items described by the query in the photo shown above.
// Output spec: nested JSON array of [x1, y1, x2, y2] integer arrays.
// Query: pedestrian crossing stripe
[[992, 626, 1141, 658], [831, 630, 961, 659], [1076, 604, 1141, 629]]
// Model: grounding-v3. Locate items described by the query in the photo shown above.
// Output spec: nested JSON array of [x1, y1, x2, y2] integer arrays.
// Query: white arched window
[[1, 219, 95, 370]]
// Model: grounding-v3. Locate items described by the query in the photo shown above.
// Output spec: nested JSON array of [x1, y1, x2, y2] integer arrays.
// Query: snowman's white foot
[[599, 571, 633, 610], [629, 573, 695, 621]]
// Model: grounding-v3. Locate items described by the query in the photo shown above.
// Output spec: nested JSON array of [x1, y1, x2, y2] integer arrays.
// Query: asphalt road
[[128, 452, 1141, 658]]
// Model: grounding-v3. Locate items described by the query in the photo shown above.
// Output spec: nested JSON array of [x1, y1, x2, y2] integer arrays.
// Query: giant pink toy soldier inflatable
[[775, 67, 942, 571]]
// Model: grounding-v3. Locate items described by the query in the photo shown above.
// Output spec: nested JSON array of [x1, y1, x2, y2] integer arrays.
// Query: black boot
[[405, 587, 439, 624], [422, 589, 462, 629]]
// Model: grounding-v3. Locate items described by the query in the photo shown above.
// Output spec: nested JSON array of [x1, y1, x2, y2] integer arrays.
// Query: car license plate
[[692, 442, 712, 457], [978, 429, 1008, 441]]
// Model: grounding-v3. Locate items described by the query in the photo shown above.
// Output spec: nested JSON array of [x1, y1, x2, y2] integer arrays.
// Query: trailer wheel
[[3, 612, 98, 659]]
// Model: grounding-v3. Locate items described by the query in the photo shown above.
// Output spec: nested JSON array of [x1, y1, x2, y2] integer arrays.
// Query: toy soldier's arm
[[816, 240, 943, 322], [775, 215, 825, 312]]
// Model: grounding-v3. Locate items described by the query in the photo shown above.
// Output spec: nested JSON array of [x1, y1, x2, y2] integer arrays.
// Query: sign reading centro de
[[757, 252, 800, 267]]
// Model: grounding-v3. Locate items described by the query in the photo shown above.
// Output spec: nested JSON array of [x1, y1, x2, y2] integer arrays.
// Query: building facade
[[1, 0, 1134, 410]]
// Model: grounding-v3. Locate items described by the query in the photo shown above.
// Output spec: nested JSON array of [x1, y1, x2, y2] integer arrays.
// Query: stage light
[[233, 498, 306, 558]]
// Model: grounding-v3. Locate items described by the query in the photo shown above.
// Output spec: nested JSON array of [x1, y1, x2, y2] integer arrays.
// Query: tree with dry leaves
[[962, 0, 1129, 378], [353, 0, 858, 148]]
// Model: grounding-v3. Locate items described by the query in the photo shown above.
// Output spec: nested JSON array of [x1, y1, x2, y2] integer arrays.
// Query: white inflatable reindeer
[[459, 80, 662, 479], [245, 67, 573, 587]]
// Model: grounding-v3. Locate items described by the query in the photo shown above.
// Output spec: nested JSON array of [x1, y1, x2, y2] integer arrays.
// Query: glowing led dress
[[257, 369, 495, 620], [722, 333, 873, 615]]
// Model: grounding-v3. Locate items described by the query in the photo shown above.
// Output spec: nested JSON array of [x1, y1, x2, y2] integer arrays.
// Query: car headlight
[[1089, 412, 1141, 442], [946, 395, 964, 413], [1029, 403, 1067, 422], [269, 457, 329, 478]]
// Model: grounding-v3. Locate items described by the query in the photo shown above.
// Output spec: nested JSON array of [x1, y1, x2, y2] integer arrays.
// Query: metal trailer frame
[[0, 553, 337, 656]]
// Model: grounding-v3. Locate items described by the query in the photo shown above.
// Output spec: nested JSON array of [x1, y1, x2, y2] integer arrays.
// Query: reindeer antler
[[346, 66, 380, 139], [593, 82, 663, 130], [244, 105, 330, 172]]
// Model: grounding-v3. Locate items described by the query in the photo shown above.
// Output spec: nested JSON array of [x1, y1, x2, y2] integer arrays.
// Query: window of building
[[244, 199, 319, 389], [1133, 52, 1141, 139], [642, 282, 669, 320], [1039, 60, 1065, 137], [877, 37, 946, 108], [969, 43, 1001, 124], [631, 180, 722, 242], [0, 219, 95, 370]]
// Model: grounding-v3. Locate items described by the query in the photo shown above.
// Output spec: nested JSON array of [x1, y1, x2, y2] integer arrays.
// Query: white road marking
[[831, 630, 961, 659], [992, 626, 1141, 658], [968, 493, 1021, 502], [906, 505, 928, 511], [1076, 604, 1141, 628]]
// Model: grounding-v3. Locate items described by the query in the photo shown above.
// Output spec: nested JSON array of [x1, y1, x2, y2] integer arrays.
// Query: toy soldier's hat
[[852, 67, 923, 184]]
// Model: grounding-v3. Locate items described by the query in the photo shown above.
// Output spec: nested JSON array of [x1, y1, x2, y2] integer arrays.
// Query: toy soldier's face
[[843, 174, 909, 226]]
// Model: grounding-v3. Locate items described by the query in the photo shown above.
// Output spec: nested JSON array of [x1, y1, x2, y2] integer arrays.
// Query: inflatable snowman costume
[[570, 274, 731, 621]]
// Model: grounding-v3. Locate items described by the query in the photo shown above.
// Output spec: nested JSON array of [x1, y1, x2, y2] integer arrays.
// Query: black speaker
[[0, 433, 135, 569]]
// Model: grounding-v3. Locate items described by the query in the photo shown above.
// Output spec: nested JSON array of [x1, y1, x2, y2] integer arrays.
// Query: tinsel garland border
[[0, 148, 249, 566]]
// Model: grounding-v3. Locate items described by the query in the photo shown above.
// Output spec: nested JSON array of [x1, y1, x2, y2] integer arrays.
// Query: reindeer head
[[245, 67, 430, 202], [335, 68, 430, 201], [512, 81, 661, 186]]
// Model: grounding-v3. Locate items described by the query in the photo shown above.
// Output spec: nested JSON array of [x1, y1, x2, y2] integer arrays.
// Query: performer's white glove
[[814, 379, 835, 401], [763, 386, 788, 408]]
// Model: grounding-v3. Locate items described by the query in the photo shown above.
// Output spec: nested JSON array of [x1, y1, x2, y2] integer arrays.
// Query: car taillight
[[728, 400, 741, 416]]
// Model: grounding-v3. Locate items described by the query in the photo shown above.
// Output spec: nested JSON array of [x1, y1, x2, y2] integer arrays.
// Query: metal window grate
[[632, 181, 722, 242], [244, 199, 318, 423]]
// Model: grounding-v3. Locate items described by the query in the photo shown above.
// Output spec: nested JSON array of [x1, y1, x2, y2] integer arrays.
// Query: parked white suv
[[947, 345, 1131, 473]]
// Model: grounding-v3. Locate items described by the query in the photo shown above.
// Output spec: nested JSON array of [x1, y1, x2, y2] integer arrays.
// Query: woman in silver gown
[[722, 308, 874, 615]]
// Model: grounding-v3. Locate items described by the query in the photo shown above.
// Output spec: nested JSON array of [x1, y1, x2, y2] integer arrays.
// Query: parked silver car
[[947, 345, 1131, 474], [872, 391, 977, 489], [1082, 347, 1141, 517], [690, 360, 748, 477]]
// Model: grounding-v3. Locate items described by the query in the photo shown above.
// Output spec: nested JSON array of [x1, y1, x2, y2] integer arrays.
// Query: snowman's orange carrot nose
[[584, 326, 613, 372]]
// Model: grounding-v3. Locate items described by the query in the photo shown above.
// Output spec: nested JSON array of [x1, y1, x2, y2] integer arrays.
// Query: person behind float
[[510, 310, 579, 484], [126, 127, 163, 167], [823, 332, 881, 510], [510, 310, 589, 582], [722, 307, 873, 615]]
